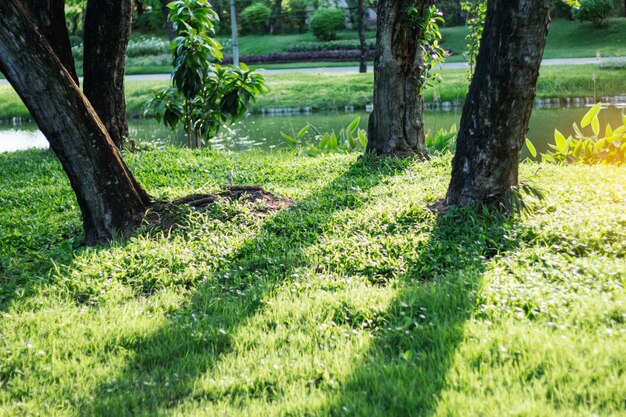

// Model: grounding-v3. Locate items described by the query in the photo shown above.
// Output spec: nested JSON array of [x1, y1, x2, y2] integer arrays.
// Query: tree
[[21, 0, 79, 84], [0, 1, 151, 245], [445, 0, 552, 207], [365, 0, 431, 156], [269, 0, 283, 34], [83, 0, 133, 148], [357, 0, 368, 73]]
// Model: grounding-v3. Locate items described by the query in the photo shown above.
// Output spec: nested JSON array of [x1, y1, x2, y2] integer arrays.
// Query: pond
[[1, 105, 624, 158]]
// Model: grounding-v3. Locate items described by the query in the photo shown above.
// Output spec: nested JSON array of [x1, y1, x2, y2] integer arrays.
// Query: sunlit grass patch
[[0, 149, 624, 416]]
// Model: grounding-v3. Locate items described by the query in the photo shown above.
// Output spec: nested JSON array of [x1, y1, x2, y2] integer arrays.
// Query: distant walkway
[[0, 57, 620, 85]]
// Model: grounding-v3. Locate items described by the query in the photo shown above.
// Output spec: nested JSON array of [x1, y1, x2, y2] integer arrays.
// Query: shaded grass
[[0, 149, 624, 416]]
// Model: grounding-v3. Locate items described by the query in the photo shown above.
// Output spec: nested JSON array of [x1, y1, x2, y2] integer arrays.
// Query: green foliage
[[281, 0, 308, 33], [542, 102, 626, 165], [282, 119, 459, 157], [126, 37, 169, 57], [240, 2, 272, 35], [425, 124, 457, 154], [437, 0, 465, 26], [134, 10, 167, 32], [460, 0, 486, 79], [146, 0, 267, 148], [310, 8, 346, 41], [575, 0, 614, 28], [280, 117, 367, 156], [410, 5, 447, 94]]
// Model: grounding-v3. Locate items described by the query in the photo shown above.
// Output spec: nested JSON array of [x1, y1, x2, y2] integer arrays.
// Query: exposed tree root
[[143, 185, 292, 234]]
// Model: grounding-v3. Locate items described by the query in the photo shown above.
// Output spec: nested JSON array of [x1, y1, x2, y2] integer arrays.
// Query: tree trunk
[[445, 0, 552, 207], [22, 0, 79, 84], [366, 0, 429, 157], [357, 0, 368, 73], [270, 0, 283, 34], [160, 0, 176, 40], [0, 1, 151, 245], [83, 0, 133, 149]]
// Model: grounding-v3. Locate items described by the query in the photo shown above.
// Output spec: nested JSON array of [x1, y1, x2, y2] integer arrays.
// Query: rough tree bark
[[357, 0, 368, 73], [366, 0, 430, 157], [22, 0, 79, 84], [83, 0, 133, 149], [0, 1, 152, 245], [445, 0, 552, 207]]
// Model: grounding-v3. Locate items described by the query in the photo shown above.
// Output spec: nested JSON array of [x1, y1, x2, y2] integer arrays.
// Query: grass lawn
[[0, 148, 624, 416], [2, 63, 625, 119], [120, 18, 626, 75]]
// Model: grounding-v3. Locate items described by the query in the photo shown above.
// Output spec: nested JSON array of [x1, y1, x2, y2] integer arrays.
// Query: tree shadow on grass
[[78, 155, 412, 416], [326, 207, 521, 416]]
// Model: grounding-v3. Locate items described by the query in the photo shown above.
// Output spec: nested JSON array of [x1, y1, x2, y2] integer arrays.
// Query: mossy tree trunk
[[366, 0, 430, 157], [445, 0, 552, 207], [0, 1, 151, 245], [83, 0, 133, 149]]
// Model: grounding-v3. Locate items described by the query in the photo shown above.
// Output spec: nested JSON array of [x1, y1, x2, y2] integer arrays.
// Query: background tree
[[365, 0, 432, 157], [22, 0, 79, 84], [83, 0, 133, 149], [0, 1, 151, 245], [357, 0, 368, 72], [270, 0, 283, 33], [445, 0, 552, 207]]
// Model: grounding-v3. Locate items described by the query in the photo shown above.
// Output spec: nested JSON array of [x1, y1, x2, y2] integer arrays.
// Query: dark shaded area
[[327, 208, 520, 416], [76, 156, 411, 415]]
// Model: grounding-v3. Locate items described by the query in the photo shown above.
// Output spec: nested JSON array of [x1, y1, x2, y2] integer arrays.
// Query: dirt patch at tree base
[[144, 185, 292, 233]]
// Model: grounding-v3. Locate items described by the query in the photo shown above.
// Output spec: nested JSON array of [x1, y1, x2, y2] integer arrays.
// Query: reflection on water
[[0, 119, 47, 152], [2, 106, 624, 157]]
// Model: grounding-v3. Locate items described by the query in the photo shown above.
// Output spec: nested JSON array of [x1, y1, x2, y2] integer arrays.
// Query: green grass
[[2, 63, 625, 119], [544, 18, 626, 58], [0, 148, 624, 416]]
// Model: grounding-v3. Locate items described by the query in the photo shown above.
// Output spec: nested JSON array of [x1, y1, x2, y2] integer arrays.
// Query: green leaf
[[525, 138, 537, 158], [591, 116, 600, 136], [573, 140, 583, 158], [297, 125, 309, 139], [346, 117, 361, 135], [319, 133, 329, 148], [357, 129, 367, 147], [554, 129, 567, 150], [572, 122, 584, 138], [581, 102, 602, 127], [281, 132, 296, 144]]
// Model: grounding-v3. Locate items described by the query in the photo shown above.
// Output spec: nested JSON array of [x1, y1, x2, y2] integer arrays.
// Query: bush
[[310, 8, 345, 41], [126, 37, 169, 58], [134, 10, 166, 32], [241, 3, 271, 35], [575, 0, 613, 28], [282, 0, 308, 33], [287, 39, 375, 52]]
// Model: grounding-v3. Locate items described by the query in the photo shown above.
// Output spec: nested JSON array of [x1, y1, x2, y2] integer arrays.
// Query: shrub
[[134, 10, 166, 32], [241, 3, 271, 35], [575, 0, 613, 28], [126, 37, 169, 57], [287, 39, 375, 52], [282, 0, 307, 33], [541, 103, 626, 165], [310, 8, 345, 41]]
